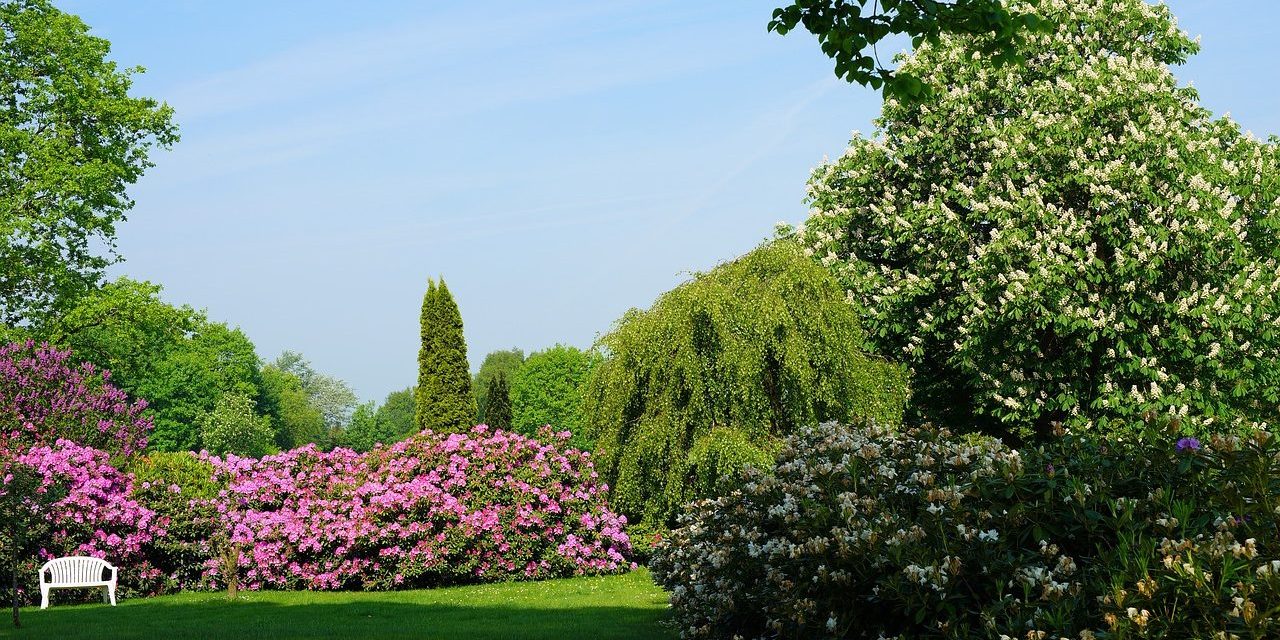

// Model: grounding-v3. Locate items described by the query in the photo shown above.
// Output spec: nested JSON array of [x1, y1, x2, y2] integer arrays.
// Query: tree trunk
[[223, 541, 239, 600], [11, 550, 20, 628]]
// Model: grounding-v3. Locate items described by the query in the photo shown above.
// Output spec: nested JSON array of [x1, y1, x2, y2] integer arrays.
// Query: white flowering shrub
[[650, 420, 1280, 639], [799, 0, 1280, 439]]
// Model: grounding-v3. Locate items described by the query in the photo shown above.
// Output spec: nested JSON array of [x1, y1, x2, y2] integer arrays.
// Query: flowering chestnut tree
[[0, 341, 152, 456], [800, 0, 1280, 439]]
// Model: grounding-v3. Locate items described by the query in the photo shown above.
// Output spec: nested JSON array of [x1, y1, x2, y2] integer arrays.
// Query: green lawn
[[8, 569, 674, 640]]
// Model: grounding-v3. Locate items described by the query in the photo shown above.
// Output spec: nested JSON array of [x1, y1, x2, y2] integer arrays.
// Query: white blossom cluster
[[651, 421, 1280, 639], [650, 421, 1087, 639], [799, 0, 1280, 437]]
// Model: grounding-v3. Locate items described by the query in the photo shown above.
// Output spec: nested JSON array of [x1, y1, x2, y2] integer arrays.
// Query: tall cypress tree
[[415, 278, 476, 433], [483, 373, 513, 431], [414, 279, 439, 432]]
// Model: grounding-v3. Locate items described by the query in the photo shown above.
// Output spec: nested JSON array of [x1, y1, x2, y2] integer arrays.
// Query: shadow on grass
[[10, 598, 674, 640]]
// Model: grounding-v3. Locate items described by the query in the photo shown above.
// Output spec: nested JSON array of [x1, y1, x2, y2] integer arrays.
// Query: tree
[[0, 0, 178, 326], [482, 373, 513, 431], [511, 345, 594, 444], [139, 322, 264, 452], [583, 242, 909, 525], [39, 277, 199, 392], [374, 386, 416, 439], [799, 0, 1280, 441], [415, 280, 439, 432], [0, 456, 65, 628], [415, 279, 475, 433], [270, 351, 357, 438], [258, 365, 325, 449], [342, 400, 408, 452], [197, 392, 274, 457], [473, 348, 524, 423], [768, 0, 1048, 101], [24, 277, 275, 452]]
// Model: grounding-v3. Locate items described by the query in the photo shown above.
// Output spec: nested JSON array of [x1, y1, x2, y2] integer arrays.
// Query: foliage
[[11, 570, 673, 640], [137, 322, 264, 452], [416, 279, 476, 433], [24, 279, 276, 453], [0, 0, 177, 327], [474, 348, 524, 423], [0, 341, 152, 456], [341, 401, 399, 453], [511, 345, 594, 446], [768, 0, 1047, 101], [800, 0, 1280, 440], [653, 419, 1280, 639], [270, 350, 357, 437], [196, 393, 274, 458], [40, 278, 199, 395], [257, 364, 325, 450], [1, 439, 163, 609], [204, 426, 631, 591], [374, 386, 416, 442], [482, 373, 513, 432], [126, 452, 223, 593], [583, 242, 908, 526]]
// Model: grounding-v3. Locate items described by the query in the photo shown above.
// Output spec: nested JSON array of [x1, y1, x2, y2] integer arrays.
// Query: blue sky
[[60, 1, 1280, 404]]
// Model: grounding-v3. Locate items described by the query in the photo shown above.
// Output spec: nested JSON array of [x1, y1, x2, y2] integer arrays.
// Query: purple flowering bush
[[201, 426, 632, 591], [0, 341, 151, 457], [652, 420, 1280, 639]]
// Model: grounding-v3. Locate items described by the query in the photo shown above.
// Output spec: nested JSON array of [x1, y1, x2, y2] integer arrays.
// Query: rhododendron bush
[[651, 420, 1280, 639], [798, 0, 1280, 439], [2, 440, 165, 605], [203, 426, 631, 590]]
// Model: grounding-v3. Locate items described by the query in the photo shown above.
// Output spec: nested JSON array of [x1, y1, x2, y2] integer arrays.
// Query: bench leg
[[40, 586, 49, 610], [108, 583, 117, 606]]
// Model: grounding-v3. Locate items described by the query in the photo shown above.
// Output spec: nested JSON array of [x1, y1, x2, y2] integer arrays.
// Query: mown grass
[[7, 569, 673, 639]]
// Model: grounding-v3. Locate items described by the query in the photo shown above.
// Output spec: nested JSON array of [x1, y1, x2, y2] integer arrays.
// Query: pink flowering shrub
[[192, 425, 631, 591], [652, 420, 1280, 639], [0, 341, 152, 456], [2, 440, 165, 604]]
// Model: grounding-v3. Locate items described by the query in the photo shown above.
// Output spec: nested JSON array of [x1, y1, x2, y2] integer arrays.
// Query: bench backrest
[[41, 556, 112, 583]]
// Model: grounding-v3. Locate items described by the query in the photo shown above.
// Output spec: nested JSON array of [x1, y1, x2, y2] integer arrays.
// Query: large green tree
[[769, 0, 1047, 101], [584, 242, 909, 525], [41, 277, 198, 392], [1, 0, 177, 326], [473, 348, 524, 423], [415, 279, 475, 433], [258, 364, 325, 449], [140, 322, 264, 452], [30, 277, 270, 452], [511, 345, 595, 445], [800, 0, 1280, 441], [374, 386, 416, 439]]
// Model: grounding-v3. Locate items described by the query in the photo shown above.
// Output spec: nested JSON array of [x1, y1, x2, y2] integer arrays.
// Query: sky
[[57, 1, 1280, 404]]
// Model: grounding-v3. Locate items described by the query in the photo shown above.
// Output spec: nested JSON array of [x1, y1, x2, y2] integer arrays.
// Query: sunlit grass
[[12, 569, 673, 640]]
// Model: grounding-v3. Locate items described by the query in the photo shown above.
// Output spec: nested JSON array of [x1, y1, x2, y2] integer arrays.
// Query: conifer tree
[[414, 280, 438, 432], [414, 278, 477, 433], [483, 373, 513, 431]]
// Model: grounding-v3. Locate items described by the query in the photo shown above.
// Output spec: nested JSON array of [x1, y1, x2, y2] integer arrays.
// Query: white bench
[[39, 556, 118, 609]]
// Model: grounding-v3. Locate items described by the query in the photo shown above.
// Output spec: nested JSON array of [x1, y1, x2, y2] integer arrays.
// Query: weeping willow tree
[[583, 241, 908, 525]]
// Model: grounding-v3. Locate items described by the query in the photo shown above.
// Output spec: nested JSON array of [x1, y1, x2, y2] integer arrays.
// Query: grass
[[7, 569, 674, 640]]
